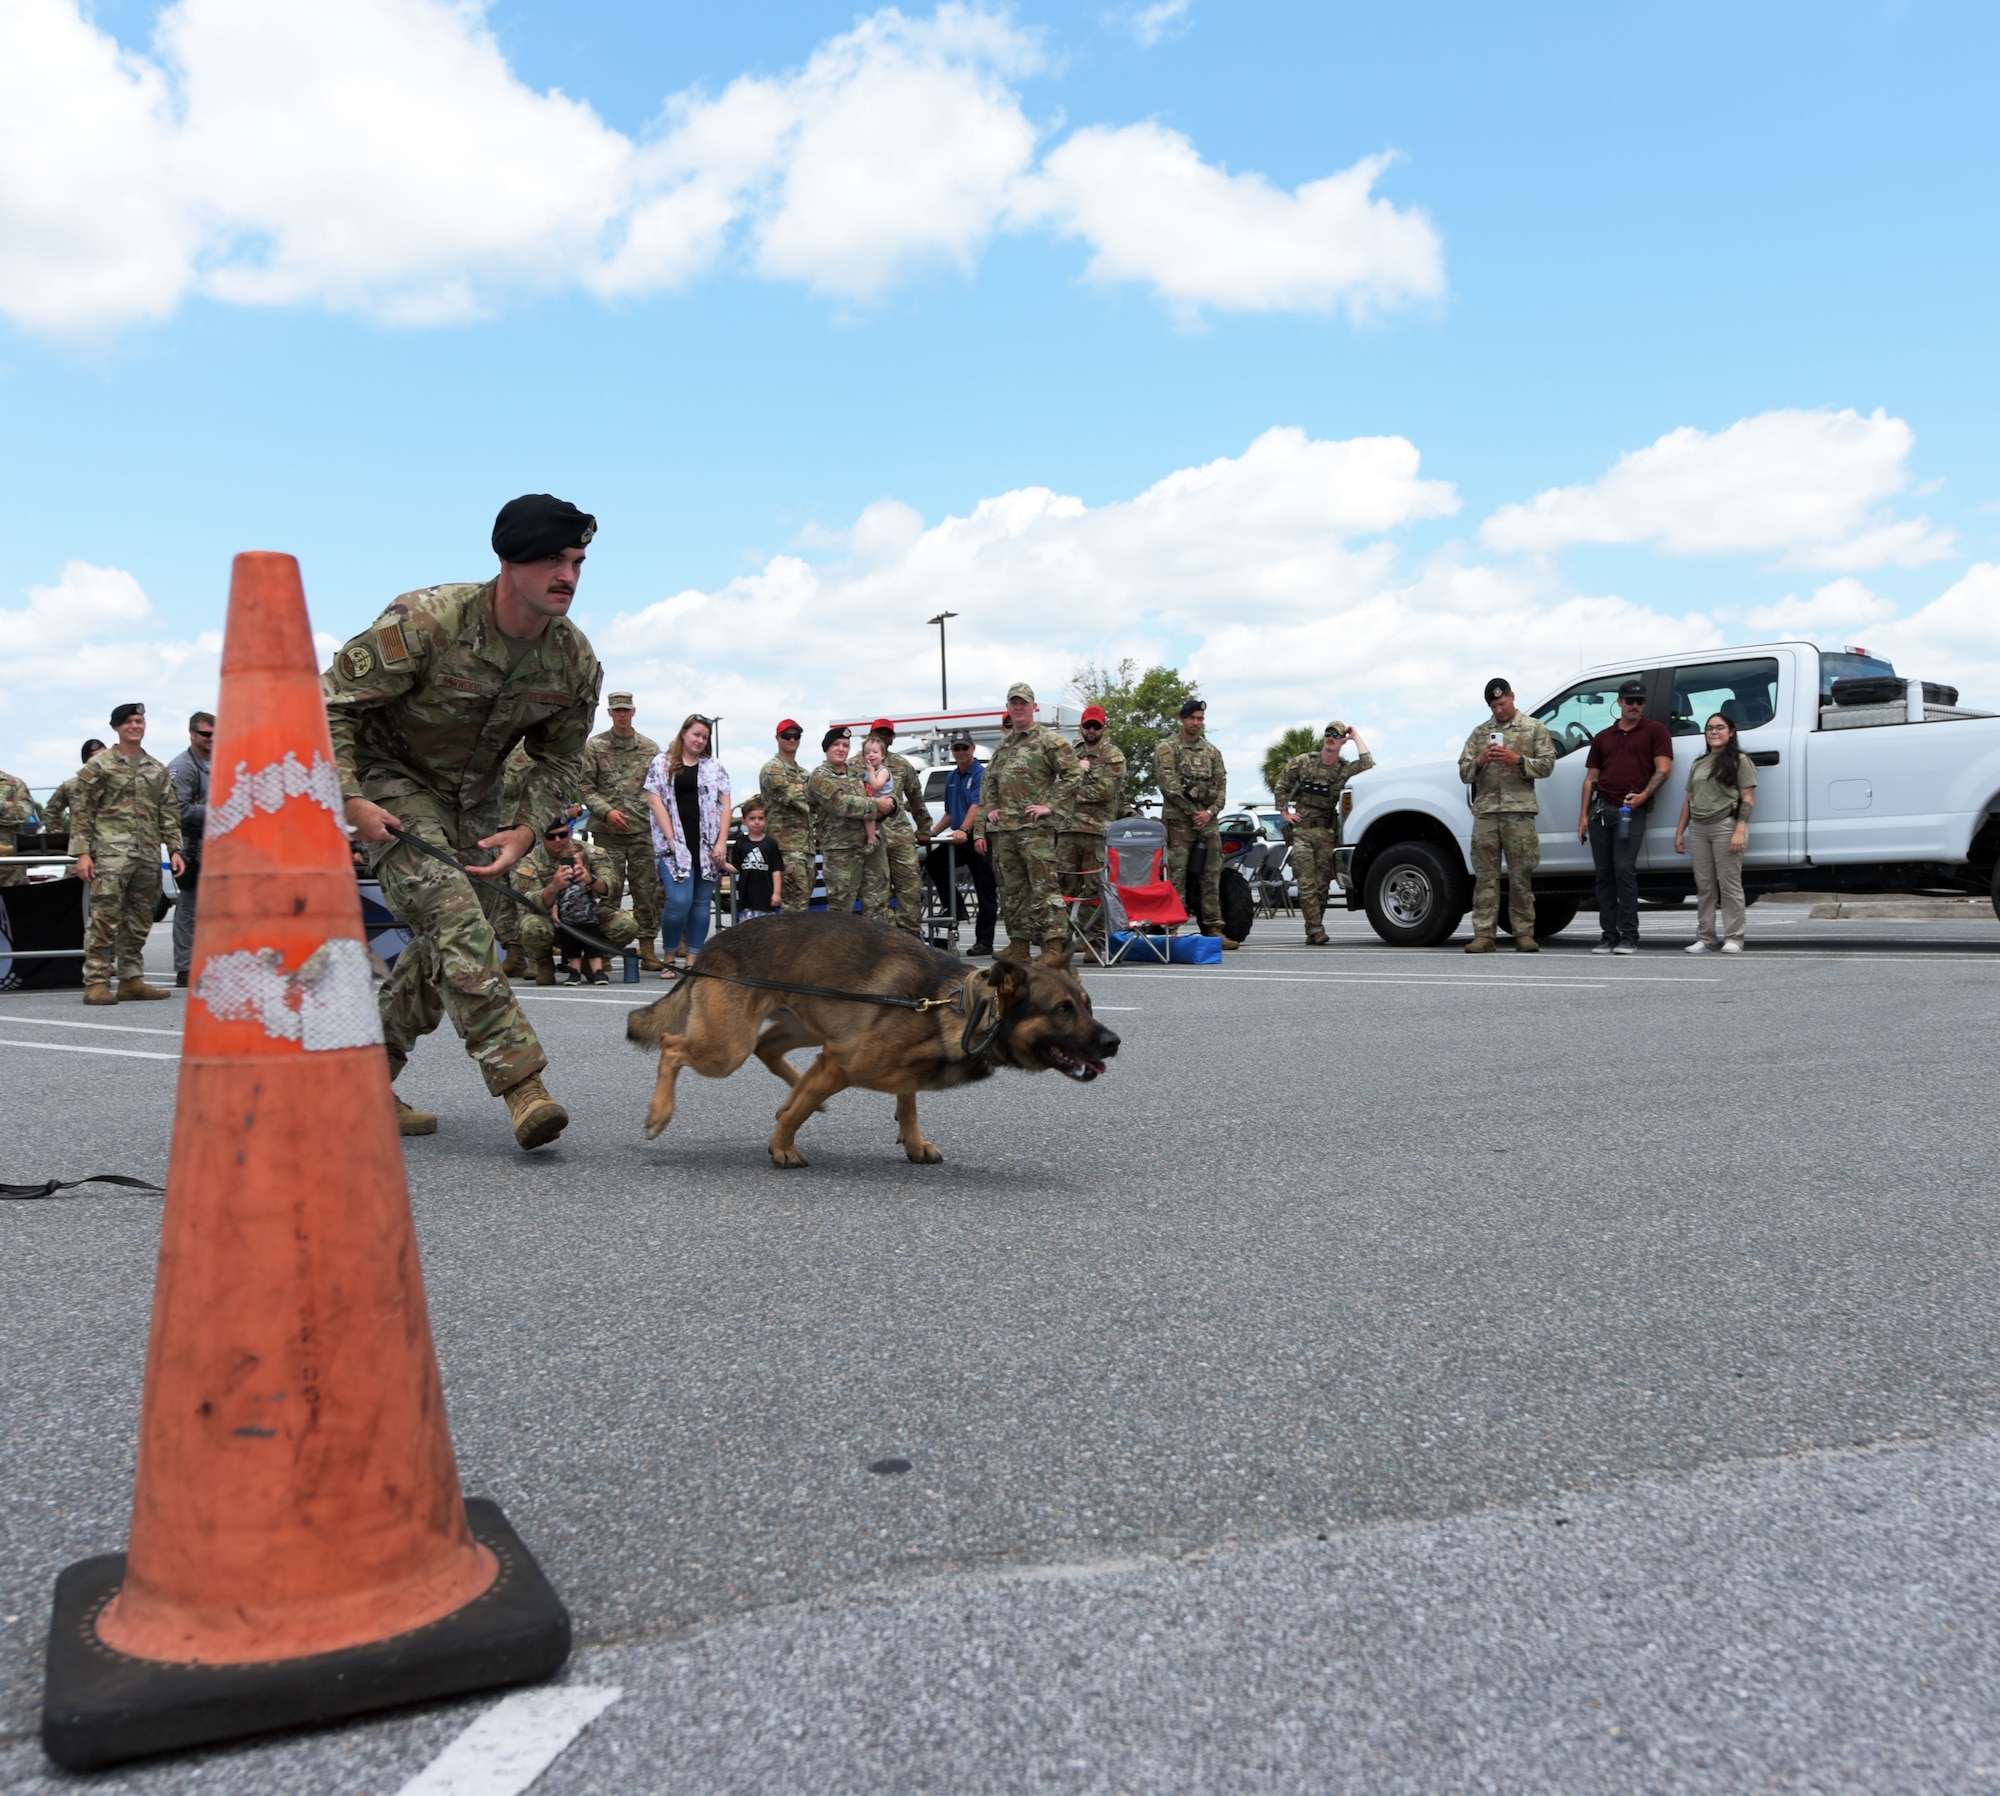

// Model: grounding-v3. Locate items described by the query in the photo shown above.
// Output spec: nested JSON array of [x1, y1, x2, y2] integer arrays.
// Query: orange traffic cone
[[42, 554, 567, 1771]]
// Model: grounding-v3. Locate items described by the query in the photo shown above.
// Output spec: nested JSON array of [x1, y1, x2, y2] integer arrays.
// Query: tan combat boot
[[502, 1074, 568, 1150], [118, 978, 173, 1000], [1464, 934, 1498, 954], [1515, 935, 1539, 953], [1304, 921, 1330, 945], [501, 944, 527, 978], [530, 953, 558, 986], [83, 982, 118, 1006], [395, 1096, 438, 1136], [993, 940, 1028, 964], [639, 949, 663, 972], [1220, 936, 1240, 951]]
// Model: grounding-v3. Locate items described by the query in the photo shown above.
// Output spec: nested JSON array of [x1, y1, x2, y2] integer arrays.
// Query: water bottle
[[623, 948, 641, 983], [1617, 803, 1632, 842]]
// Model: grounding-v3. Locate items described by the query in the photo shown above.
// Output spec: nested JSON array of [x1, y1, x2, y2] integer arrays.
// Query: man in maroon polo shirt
[[1578, 677, 1674, 953]]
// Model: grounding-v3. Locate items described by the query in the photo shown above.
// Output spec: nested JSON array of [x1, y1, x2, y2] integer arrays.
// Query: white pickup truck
[[1333, 642, 2000, 945]]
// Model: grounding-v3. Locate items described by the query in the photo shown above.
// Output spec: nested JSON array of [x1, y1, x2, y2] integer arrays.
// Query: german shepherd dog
[[625, 912, 1120, 1167]]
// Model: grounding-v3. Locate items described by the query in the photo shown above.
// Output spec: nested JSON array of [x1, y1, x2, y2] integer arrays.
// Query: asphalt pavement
[[3, 900, 1999, 1792]]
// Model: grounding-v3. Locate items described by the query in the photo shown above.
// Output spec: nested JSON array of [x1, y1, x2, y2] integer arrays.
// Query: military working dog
[[625, 911, 1119, 1166]]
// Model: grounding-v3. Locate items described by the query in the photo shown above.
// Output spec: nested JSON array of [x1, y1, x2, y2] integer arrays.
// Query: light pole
[[927, 611, 958, 711]]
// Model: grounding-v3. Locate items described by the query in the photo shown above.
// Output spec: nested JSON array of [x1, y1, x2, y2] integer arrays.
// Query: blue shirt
[[943, 761, 983, 830]]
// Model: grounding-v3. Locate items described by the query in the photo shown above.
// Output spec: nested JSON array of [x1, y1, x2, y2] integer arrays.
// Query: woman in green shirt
[[1674, 713, 1757, 953]]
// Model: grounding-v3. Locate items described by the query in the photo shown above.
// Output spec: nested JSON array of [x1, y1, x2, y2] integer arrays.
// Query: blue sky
[[3, 0, 1997, 795]]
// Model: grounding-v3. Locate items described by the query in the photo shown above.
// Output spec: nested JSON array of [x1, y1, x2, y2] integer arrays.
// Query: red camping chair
[[1094, 817, 1189, 965]]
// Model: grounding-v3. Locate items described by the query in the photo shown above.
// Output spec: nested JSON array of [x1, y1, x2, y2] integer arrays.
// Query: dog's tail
[[626, 978, 696, 1050]]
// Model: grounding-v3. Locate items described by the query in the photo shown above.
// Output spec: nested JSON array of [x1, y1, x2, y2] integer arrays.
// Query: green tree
[[1262, 726, 1319, 798], [1070, 659, 1201, 807]]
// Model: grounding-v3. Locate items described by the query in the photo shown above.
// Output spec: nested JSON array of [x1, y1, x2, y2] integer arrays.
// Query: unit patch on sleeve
[[340, 643, 375, 681]]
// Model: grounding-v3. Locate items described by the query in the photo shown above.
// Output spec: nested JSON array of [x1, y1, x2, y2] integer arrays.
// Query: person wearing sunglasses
[[1056, 705, 1126, 950], [1673, 712, 1757, 953], [1577, 677, 1674, 954], [164, 711, 216, 986], [759, 719, 817, 913]]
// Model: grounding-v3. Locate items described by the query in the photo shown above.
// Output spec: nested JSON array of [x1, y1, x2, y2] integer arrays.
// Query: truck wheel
[[1363, 842, 1465, 947], [1531, 896, 1579, 939], [1219, 868, 1255, 942], [1991, 863, 2000, 925]]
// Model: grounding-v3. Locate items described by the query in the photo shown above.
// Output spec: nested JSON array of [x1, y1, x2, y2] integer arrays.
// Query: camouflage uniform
[[509, 839, 639, 960], [37, 776, 80, 838], [0, 768, 33, 889], [807, 758, 886, 917], [488, 745, 536, 962], [1273, 747, 1376, 938], [1456, 712, 1557, 937], [1055, 736, 1125, 943], [1157, 732, 1228, 932], [582, 725, 663, 949], [985, 723, 1078, 951], [69, 748, 183, 986], [858, 751, 934, 934], [322, 579, 600, 1097], [759, 754, 816, 913]]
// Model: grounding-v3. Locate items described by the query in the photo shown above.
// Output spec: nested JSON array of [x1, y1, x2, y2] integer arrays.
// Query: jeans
[[657, 859, 717, 957], [1588, 800, 1644, 944]]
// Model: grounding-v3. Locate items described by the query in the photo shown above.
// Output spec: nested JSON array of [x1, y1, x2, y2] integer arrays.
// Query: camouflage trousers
[[1165, 820, 1223, 931], [592, 830, 662, 947], [1056, 831, 1108, 942], [861, 825, 925, 934], [1470, 812, 1541, 936], [1291, 822, 1340, 928], [821, 836, 889, 919], [0, 834, 23, 889], [519, 905, 638, 961], [991, 825, 1065, 949], [81, 855, 161, 985], [768, 825, 815, 914], [366, 792, 546, 1097]]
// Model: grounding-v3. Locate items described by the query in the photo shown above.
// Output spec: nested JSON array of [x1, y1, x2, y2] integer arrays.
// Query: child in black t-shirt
[[728, 798, 785, 920]]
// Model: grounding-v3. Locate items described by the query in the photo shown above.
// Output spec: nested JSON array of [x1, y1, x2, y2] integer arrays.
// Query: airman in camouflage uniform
[[510, 824, 638, 980], [1274, 721, 1376, 944], [325, 494, 603, 1148], [70, 705, 184, 1002], [807, 728, 890, 915], [488, 744, 536, 976], [1054, 705, 1125, 946], [859, 723, 935, 935], [984, 681, 1079, 960], [0, 767, 32, 889], [759, 721, 815, 913], [1157, 700, 1230, 941], [581, 692, 663, 966], [1457, 677, 1557, 952]]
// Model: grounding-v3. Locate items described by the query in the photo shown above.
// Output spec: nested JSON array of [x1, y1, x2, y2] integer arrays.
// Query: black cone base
[[41, 1499, 569, 1772]]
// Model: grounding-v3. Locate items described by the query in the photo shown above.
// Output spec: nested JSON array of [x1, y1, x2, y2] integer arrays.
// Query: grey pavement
[[4, 901, 2000, 1790]]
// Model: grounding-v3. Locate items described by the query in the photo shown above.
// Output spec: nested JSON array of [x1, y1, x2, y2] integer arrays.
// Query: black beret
[[822, 726, 850, 752], [542, 816, 573, 836], [1178, 696, 1206, 718], [1483, 677, 1512, 703], [492, 494, 597, 564], [109, 702, 145, 727]]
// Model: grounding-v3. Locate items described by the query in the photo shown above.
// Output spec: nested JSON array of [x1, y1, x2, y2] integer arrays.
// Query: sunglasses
[[689, 714, 713, 728], [778, 728, 802, 738], [191, 728, 215, 739], [1620, 696, 1647, 706]]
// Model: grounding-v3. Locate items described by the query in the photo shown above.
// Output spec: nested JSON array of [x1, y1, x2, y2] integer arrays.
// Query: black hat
[[1179, 696, 1206, 718], [822, 726, 850, 751], [949, 732, 975, 748], [492, 494, 597, 564], [542, 816, 573, 836], [1617, 677, 1647, 701], [109, 702, 145, 727], [1482, 678, 1512, 704]]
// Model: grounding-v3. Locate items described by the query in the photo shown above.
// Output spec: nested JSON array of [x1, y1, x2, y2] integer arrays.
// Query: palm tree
[[1262, 726, 1319, 797]]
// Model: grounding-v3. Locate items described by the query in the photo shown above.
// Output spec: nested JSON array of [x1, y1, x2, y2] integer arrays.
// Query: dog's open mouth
[[1039, 1042, 1108, 1082]]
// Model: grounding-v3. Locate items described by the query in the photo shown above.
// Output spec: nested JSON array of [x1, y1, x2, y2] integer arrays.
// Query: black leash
[[383, 822, 630, 962], [2, 1174, 163, 1201]]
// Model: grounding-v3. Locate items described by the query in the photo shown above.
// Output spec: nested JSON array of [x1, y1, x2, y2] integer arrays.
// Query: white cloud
[[1480, 409, 1956, 570], [1744, 577, 1897, 639], [1871, 563, 2000, 707], [0, 0, 1445, 336], [1125, 0, 1194, 49]]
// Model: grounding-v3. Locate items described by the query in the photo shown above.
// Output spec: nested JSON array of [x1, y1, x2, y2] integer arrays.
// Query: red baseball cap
[[868, 717, 896, 736], [775, 718, 802, 736], [1081, 704, 1108, 725]]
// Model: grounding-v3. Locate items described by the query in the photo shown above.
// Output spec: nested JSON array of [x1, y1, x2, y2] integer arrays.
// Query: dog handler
[[325, 493, 603, 1149]]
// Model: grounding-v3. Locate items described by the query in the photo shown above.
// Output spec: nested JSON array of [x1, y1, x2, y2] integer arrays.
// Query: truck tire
[[1991, 862, 2000, 925], [1219, 867, 1255, 942], [1530, 896, 1578, 939], [1363, 841, 1465, 947]]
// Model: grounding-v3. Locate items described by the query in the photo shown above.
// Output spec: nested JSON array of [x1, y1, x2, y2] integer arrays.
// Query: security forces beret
[[110, 702, 145, 727], [543, 816, 573, 836], [1007, 681, 1035, 703], [492, 494, 597, 563], [1179, 696, 1206, 718], [605, 691, 634, 709], [822, 726, 850, 751], [1483, 677, 1512, 703], [1324, 720, 1347, 737]]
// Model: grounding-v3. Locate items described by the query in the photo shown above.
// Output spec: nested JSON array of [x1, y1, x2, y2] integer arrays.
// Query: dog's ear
[[1037, 942, 1073, 972], [990, 957, 1033, 1007]]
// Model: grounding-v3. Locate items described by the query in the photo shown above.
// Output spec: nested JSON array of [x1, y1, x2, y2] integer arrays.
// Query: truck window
[[1668, 658, 1780, 737], [1534, 676, 1636, 758], [1817, 650, 1895, 703]]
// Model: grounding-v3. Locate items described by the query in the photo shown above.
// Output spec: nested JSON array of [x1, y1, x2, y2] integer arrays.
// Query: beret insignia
[[377, 622, 410, 665], [341, 643, 375, 680]]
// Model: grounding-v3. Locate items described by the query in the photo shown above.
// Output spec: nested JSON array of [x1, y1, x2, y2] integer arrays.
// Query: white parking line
[[394, 1684, 622, 1796], [0, 1013, 183, 1036], [0, 1037, 178, 1061], [1087, 970, 1717, 988]]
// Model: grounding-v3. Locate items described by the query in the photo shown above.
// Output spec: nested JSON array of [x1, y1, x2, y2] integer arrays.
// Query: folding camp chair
[[1061, 837, 1114, 965], [1258, 842, 1294, 916], [1097, 817, 1190, 964]]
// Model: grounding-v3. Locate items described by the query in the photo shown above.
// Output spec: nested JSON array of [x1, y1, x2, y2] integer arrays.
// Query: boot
[[1514, 935, 1539, 953], [1305, 928, 1330, 945], [965, 939, 994, 959], [174, 969, 190, 987], [118, 978, 173, 1000], [1464, 934, 1498, 954], [501, 944, 527, 978], [502, 1074, 568, 1150], [531, 953, 557, 986], [639, 949, 663, 972], [993, 939, 1028, 964], [83, 982, 117, 1006], [395, 1096, 438, 1137], [1220, 936, 1240, 951]]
